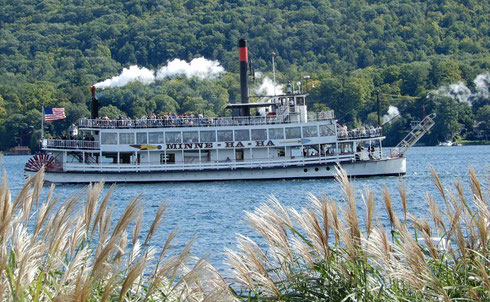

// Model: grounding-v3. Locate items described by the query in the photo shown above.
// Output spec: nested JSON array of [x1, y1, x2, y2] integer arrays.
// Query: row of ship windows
[[100, 125, 335, 145]]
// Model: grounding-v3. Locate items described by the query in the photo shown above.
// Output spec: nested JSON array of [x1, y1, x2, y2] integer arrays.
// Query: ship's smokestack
[[90, 86, 100, 119], [239, 38, 250, 116]]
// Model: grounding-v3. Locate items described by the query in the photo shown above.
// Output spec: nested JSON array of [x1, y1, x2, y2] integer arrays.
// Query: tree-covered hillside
[[0, 0, 489, 150]]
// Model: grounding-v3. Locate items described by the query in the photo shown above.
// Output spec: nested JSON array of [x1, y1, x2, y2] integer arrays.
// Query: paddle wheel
[[24, 153, 58, 172]]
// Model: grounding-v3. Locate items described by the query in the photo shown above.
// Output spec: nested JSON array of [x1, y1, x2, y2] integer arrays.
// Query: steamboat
[[24, 39, 435, 183]]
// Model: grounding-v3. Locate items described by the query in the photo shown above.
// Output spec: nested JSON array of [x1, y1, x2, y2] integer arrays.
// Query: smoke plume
[[93, 58, 225, 89], [156, 58, 224, 80], [254, 76, 285, 116], [382, 106, 400, 124], [94, 66, 155, 89], [254, 76, 284, 96], [428, 72, 489, 104], [433, 82, 472, 104], [473, 72, 490, 100]]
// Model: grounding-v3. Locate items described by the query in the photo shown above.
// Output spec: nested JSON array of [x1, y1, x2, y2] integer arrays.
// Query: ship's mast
[[272, 51, 276, 96], [41, 101, 44, 139]]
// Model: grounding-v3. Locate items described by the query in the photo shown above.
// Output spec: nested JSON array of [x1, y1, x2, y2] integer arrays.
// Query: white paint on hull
[[25, 157, 406, 184]]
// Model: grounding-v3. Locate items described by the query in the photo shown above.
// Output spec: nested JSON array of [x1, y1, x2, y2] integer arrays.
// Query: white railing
[[64, 154, 355, 173], [78, 111, 335, 129], [46, 139, 100, 150]]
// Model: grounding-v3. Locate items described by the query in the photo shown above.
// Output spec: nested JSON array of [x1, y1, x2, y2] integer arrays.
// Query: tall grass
[[226, 167, 489, 301], [0, 168, 234, 301], [2, 164, 488, 301]]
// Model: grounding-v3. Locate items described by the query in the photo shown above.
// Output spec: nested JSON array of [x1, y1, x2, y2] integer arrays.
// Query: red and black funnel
[[239, 38, 250, 116], [90, 86, 100, 119]]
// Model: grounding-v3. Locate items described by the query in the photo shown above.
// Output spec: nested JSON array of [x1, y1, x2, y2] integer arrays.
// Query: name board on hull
[[130, 141, 277, 151], [165, 140, 275, 150]]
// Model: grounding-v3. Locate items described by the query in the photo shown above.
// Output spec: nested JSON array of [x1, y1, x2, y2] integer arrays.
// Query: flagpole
[[41, 102, 44, 139]]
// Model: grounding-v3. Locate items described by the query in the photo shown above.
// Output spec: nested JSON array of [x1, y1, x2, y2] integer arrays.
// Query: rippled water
[[1, 146, 489, 272]]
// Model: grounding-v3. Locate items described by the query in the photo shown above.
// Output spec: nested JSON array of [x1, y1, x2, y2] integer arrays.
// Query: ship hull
[[25, 157, 406, 184]]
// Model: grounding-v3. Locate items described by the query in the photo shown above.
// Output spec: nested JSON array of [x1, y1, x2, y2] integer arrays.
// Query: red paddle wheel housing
[[24, 153, 59, 172]]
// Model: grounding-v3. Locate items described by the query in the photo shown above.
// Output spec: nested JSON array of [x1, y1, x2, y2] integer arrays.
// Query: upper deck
[[79, 111, 336, 130]]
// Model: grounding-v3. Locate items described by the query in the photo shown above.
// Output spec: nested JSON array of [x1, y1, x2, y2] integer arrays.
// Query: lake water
[[1, 145, 489, 273]]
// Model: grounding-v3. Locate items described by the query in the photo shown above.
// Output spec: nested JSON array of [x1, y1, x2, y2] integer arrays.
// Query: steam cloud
[[382, 105, 400, 124], [428, 72, 490, 104], [433, 82, 472, 104], [156, 57, 225, 80], [94, 66, 155, 89], [254, 76, 284, 96], [474, 72, 490, 100], [254, 76, 285, 116], [93, 57, 225, 89]]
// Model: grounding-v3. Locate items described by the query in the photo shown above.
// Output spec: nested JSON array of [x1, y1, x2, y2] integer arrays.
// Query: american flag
[[44, 108, 66, 121]]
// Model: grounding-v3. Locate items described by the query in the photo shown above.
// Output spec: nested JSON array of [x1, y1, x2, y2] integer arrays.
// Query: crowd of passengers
[[337, 124, 382, 139], [46, 134, 96, 149], [81, 112, 278, 128], [79, 113, 382, 139]]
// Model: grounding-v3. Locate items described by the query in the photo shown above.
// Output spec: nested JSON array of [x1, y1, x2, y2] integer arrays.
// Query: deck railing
[[78, 111, 335, 129], [45, 139, 100, 150], [63, 153, 356, 173]]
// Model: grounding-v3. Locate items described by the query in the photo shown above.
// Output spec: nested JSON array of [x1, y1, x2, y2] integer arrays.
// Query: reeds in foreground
[[227, 167, 489, 301], [0, 168, 235, 301]]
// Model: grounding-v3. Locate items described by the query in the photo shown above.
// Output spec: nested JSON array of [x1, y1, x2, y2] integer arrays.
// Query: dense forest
[[0, 0, 489, 151]]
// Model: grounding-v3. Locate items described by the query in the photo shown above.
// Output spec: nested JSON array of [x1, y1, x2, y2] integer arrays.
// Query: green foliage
[[99, 105, 127, 119], [424, 96, 473, 143], [151, 95, 179, 114], [476, 105, 490, 132]]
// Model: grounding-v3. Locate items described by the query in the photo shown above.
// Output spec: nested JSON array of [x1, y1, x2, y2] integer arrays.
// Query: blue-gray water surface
[[1, 146, 489, 274]]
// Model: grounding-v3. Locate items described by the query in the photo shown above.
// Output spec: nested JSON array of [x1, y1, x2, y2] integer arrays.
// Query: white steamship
[[24, 39, 435, 183]]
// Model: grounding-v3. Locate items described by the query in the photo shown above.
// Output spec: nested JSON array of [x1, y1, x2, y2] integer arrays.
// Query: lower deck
[[44, 139, 383, 173], [26, 157, 406, 184]]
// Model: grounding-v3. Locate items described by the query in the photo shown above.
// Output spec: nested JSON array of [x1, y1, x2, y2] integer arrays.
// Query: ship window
[[251, 129, 267, 141], [149, 132, 164, 144], [304, 145, 319, 157], [303, 126, 318, 137], [285, 127, 301, 139], [101, 132, 117, 145], [297, 97, 305, 105], [119, 133, 135, 144], [165, 131, 181, 143], [183, 131, 199, 143], [234, 129, 250, 141], [136, 132, 147, 144], [200, 131, 216, 142], [340, 142, 353, 154], [269, 128, 284, 139], [291, 147, 303, 157], [161, 153, 175, 164], [276, 147, 285, 157], [217, 130, 233, 142], [320, 125, 335, 136], [321, 143, 335, 155], [67, 152, 83, 163]]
